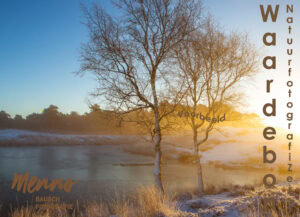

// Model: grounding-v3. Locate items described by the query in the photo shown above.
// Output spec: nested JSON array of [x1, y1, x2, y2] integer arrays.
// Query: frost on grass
[[181, 182, 300, 217], [7, 183, 300, 217]]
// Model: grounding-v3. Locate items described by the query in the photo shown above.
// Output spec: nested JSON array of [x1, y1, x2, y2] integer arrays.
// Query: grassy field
[[5, 183, 300, 217]]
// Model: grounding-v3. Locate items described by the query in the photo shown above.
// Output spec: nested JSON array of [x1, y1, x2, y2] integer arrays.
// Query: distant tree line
[[0, 104, 128, 134], [0, 103, 261, 135]]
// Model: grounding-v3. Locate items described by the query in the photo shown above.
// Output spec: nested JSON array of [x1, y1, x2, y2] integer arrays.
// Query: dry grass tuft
[[8, 185, 193, 217], [242, 185, 300, 217], [243, 198, 300, 217], [11, 205, 73, 217]]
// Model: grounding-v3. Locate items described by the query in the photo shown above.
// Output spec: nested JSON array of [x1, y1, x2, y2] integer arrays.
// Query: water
[[0, 145, 295, 208]]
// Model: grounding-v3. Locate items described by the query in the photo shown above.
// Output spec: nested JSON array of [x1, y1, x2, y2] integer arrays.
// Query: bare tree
[[175, 18, 259, 194], [79, 0, 202, 193], [124, 100, 182, 142]]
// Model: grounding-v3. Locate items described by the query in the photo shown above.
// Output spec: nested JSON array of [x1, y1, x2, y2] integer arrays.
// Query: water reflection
[[0, 145, 298, 197]]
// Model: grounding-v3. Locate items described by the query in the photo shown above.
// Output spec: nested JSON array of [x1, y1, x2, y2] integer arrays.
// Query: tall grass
[[8, 186, 194, 217], [243, 199, 300, 217], [242, 186, 300, 217], [11, 205, 73, 217], [9, 185, 300, 217]]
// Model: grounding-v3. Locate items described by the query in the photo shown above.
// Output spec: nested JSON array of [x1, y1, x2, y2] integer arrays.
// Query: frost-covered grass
[[6, 183, 300, 217], [242, 185, 300, 217]]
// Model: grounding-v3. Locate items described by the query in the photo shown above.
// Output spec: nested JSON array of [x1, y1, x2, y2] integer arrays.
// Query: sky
[[0, 0, 299, 130]]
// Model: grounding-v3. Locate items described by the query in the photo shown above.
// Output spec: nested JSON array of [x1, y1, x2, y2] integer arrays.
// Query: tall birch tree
[[175, 19, 259, 194], [79, 0, 202, 193]]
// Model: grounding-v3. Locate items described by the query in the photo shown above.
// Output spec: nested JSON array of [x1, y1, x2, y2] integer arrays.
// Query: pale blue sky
[[0, 0, 298, 128]]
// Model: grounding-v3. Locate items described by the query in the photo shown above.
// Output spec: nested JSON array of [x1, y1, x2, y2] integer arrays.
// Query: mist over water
[[0, 145, 296, 200]]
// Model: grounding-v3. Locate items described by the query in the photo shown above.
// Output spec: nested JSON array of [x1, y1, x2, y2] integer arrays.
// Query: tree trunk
[[154, 143, 164, 193], [151, 74, 164, 194], [194, 131, 204, 195], [196, 151, 204, 195], [153, 109, 164, 193]]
